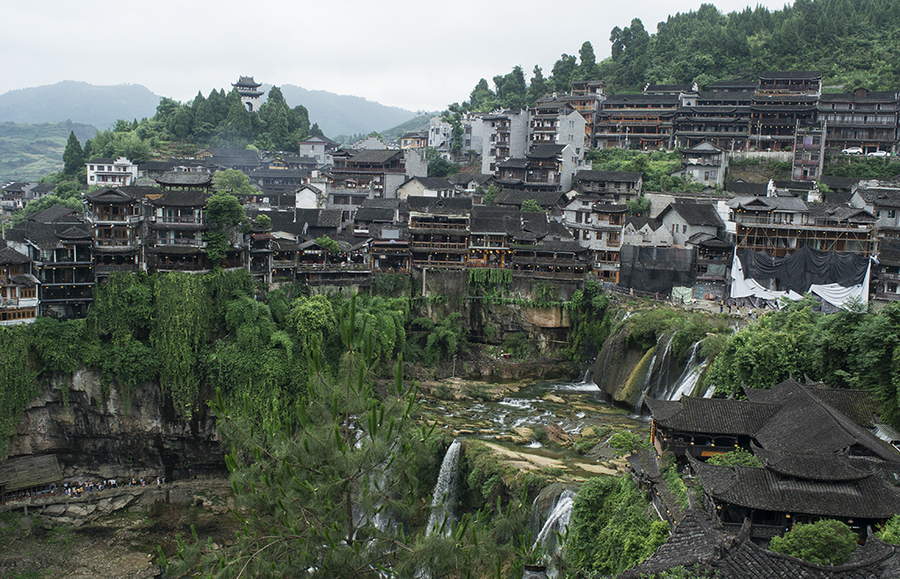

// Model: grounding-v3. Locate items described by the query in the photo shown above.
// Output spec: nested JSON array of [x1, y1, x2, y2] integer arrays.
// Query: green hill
[[0, 122, 95, 183]]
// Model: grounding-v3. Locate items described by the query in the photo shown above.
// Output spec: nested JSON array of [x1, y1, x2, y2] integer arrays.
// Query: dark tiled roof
[[753, 446, 874, 481], [85, 186, 156, 204], [354, 207, 394, 222], [494, 189, 565, 208], [618, 510, 725, 579], [25, 205, 80, 223], [339, 149, 402, 164], [249, 168, 310, 179], [576, 170, 642, 182], [407, 196, 473, 215], [449, 173, 494, 187], [496, 158, 528, 169], [405, 177, 454, 190], [146, 191, 210, 207], [819, 90, 899, 103], [759, 70, 822, 80], [0, 247, 30, 265], [527, 144, 566, 159], [819, 176, 860, 191], [6, 222, 91, 249], [660, 202, 724, 227], [692, 455, 900, 519], [647, 397, 780, 436], [157, 171, 214, 187]]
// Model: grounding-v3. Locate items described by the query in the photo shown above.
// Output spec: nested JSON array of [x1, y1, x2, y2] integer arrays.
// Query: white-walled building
[[86, 157, 138, 186], [481, 110, 529, 174]]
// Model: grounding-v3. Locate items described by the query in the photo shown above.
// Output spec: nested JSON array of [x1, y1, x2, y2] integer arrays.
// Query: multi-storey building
[[330, 148, 426, 199], [298, 136, 338, 167], [675, 85, 753, 150], [86, 157, 138, 186], [594, 93, 679, 150], [574, 170, 642, 201], [0, 248, 38, 326], [146, 173, 216, 273], [232, 76, 263, 112], [494, 144, 582, 192], [671, 142, 729, 187], [408, 196, 471, 269], [561, 196, 625, 282], [791, 123, 827, 182], [6, 220, 94, 319], [728, 195, 874, 258], [818, 88, 900, 155], [481, 110, 528, 174], [528, 101, 586, 155], [84, 186, 150, 279], [400, 132, 428, 149], [750, 71, 821, 151]]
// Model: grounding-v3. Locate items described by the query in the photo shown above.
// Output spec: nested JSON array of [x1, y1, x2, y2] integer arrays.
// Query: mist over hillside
[[277, 84, 419, 138], [0, 81, 160, 130]]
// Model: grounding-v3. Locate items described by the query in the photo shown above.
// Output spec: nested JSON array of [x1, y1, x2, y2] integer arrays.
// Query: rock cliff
[[7, 368, 224, 481]]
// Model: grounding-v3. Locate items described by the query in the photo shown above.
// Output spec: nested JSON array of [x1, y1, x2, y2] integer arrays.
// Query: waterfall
[[664, 341, 707, 401], [532, 489, 575, 555], [649, 333, 677, 399], [634, 333, 665, 413], [426, 439, 461, 536]]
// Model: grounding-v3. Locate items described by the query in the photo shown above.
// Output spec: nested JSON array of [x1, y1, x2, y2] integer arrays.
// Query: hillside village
[[2, 71, 900, 323], [6, 71, 900, 579]]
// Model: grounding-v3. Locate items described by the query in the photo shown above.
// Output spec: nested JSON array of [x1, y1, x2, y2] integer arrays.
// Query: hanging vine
[[151, 272, 212, 417]]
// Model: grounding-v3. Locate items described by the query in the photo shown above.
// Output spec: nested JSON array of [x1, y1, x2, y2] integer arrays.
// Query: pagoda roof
[[233, 76, 262, 88]]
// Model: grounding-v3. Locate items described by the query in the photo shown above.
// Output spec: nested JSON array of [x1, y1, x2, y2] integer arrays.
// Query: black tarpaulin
[[736, 246, 869, 294]]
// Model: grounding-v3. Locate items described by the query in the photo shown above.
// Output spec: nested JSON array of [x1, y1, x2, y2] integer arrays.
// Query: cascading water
[[634, 333, 666, 413], [426, 439, 461, 536], [664, 341, 707, 401], [532, 489, 575, 555]]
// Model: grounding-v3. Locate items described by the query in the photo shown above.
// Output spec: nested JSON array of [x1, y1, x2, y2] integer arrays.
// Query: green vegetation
[[520, 198, 542, 212], [587, 149, 702, 193], [706, 448, 763, 467], [704, 297, 900, 429], [567, 280, 613, 360], [457, 0, 900, 107], [769, 519, 857, 566], [165, 303, 533, 579], [564, 475, 669, 577], [878, 515, 900, 544], [0, 121, 94, 183]]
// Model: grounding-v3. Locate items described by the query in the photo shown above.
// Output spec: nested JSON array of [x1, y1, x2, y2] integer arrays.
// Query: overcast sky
[[5, 0, 792, 112]]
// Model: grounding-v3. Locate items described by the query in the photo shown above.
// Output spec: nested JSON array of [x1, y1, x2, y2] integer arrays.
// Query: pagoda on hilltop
[[232, 76, 263, 112]]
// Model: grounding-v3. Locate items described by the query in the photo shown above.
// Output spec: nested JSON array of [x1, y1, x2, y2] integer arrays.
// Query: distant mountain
[[0, 80, 422, 149], [278, 84, 418, 138], [0, 81, 161, 130]]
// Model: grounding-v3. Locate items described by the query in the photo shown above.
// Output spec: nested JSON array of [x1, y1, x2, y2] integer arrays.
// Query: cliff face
[[7, 369, 224, 481]]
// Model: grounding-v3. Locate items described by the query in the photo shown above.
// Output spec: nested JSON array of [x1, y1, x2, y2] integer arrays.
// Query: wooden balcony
[[409, 221, 468, 231], [411, 241, 468, 252]]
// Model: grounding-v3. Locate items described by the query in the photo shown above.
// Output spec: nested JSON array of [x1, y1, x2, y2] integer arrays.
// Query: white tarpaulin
[[730, 250, 870, 310]]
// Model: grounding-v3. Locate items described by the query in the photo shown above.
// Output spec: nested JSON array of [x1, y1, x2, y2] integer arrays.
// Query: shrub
[[769, 519, 857, 566]]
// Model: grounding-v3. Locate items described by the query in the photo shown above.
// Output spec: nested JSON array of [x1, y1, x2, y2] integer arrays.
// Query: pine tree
[[62, 131, 84, 175]]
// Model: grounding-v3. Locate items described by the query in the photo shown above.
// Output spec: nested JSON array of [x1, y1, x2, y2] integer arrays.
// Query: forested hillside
[[455, 0, 900, 111], [0, 121, 95, 183]]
